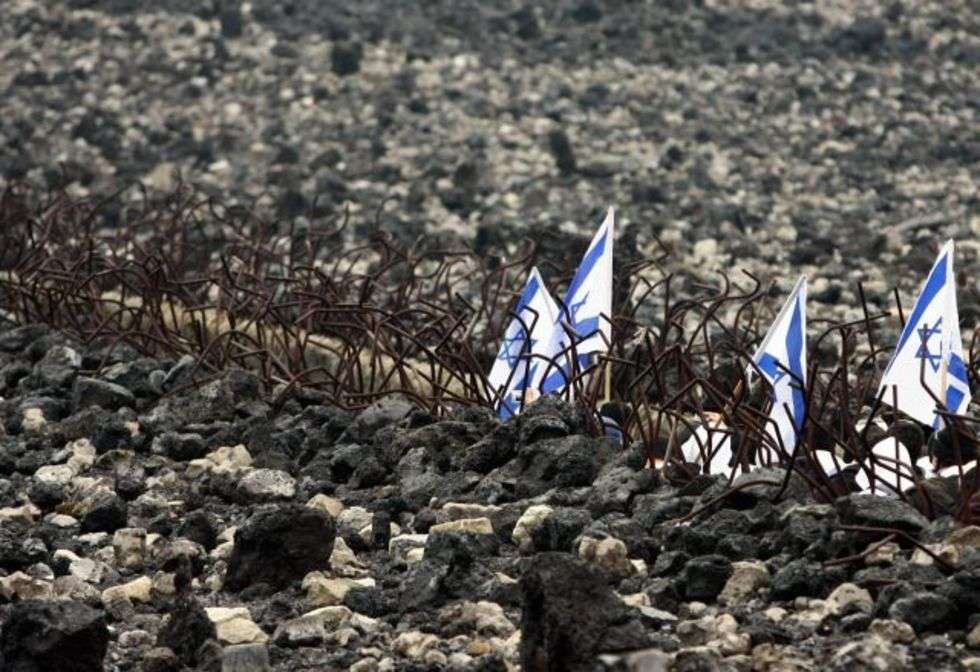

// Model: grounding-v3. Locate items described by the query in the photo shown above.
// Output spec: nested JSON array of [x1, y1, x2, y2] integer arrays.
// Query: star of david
[[758, 352, 786, 384], [569, 292, 589, 327], [914, 318, 943, 373], [498, 330, 534, 368]]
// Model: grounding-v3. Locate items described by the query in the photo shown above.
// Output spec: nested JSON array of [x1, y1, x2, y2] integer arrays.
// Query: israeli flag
[[879, 240, 970, 428], [487, 267, 560, 419], [751, 276, 808, 458], [538, 207, 615, 395]]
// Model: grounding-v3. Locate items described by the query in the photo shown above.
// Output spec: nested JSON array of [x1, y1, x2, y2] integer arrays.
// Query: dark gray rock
[[156, 594, 217, 668], [835, 493, 929, 536], [424, 529, 500, 567], [676, 554, 732, 601], [72, 376, 135, 412], [224, 505, 336, 592], [80, 490, 128, 533], [516, 435, 610, 499], [888, 592, 956, 633], [1, 600, 109, 672], [529, 507, 591, 553], [770, 558, 825, 600], [521, 552, 647, 671]]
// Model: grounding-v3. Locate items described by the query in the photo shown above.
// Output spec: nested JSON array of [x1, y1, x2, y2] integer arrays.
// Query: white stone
[[393, 631, 441, 660], [388, 534, 428, 565], [428, 517, 494, 535], [113, 528, 147, 568], [306, 494, 344, 518], [826, 583, 873, 615], [303, 573, 375, 607], [439, 502, 501, 522], [35, 464, 76, 485], [206, 606, 269, 644], [719, 561, 770, 604], [102, 576, 153, 605], [512, 505, 552, 552], [578, 537, 635, 580], [237, 469, 296, 501], [0, 572, 53, 600]]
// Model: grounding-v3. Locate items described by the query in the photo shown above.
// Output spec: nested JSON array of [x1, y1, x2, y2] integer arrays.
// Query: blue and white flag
[[879, 240, 970, 428], [751, 276, 808, 457], [487, 267, 560, 419], [537, 207, 615, 395]]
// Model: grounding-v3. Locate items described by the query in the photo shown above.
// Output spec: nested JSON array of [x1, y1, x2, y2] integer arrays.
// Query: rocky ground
[[1, 0, 978, 322], [4, 321, 980, 671]]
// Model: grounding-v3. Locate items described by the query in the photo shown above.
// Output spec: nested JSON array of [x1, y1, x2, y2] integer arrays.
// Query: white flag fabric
[[680, 419, 733, 474], [879, 240, 970, 428], [854, 435, 915, 497], [537, 207, 615, 395], [487, 267, 560, 418], [751, 276, 808, 458]]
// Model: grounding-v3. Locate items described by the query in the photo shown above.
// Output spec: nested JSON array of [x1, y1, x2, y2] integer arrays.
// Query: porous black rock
[[770, 558, 826, 600], [520, 552, 647, 671], [888, 592, 957, 633], [156, 594, 217, 668], [224, 504, 336, 592], [80, 490, 128, 533], [676, 554, 733, 601], [72, 376, 135, 412], [835, 493, 929, 536], [1, 599, 109, 672]]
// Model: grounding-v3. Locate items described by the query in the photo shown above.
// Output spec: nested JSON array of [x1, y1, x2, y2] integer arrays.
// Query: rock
[[151, 432, 207, 461], [516, 435, 606, 498], [967, 622, 980, 648], [206, 607, 269, 645], [331, 42, 363, 77], [440, 502, 502, 522], [428, 517, 494, 535], [869, 619, 916, 644], [0, 571, 53, 601], [513, 505, 553, 553], [392, 631, 441, 660], [113, 527, 147, 568], [72, 377, 135, 412], [424, 528, 500, 566], [521, 552, 647, 671], [548, 129, 577, 176], [0, 600, 109, 672], [303, 573, 375, 607], [677, 555, 733, 602], [307, 494, 344, 518], [389, 534, 428, 565], [237, 469, 296, 502], [439, 600, 516, 637], [829, 635, 908, 671], [224, 505, 336, 592], [579, 537, 635, 580], [273, 616, 327, 648], [80, 490, 128, 533], [530, 507, 591, 554], [719, 561, 770, 604], [835, 494, 929, 536], [221, 643, 270, 672], [770, 559, 825, 600], [887, 592, 956, 633], [102, 575, 153, 606], [157, 595, 217, 667], [827, 583, 874, 615]]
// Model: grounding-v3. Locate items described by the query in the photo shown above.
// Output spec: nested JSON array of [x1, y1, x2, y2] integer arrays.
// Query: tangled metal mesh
[[2, 181, 979, 520]]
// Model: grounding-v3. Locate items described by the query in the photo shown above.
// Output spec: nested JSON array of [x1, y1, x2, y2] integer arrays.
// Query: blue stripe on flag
[[886, 252, 947, 375], [564, 228, 608, 308], [950, 352, 969, 385], [786, 295, 806, 431], [945, 386, 966, 417]]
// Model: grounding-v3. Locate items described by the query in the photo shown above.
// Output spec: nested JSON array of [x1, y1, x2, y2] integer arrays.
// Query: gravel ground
[[0, 0, 978, 321], [3, 325, 980, 672], [1, 2, 980, 671]]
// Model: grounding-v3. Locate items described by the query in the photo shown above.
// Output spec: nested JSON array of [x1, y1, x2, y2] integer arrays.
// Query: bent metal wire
[[1, 180, 978, 518]]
